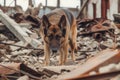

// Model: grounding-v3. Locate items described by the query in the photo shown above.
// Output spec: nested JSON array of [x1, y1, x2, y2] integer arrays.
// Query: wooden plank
[[0, 10, 28, 42], [0, 10, 41, 48], [56, 49, 120, 80], [70, 70, 120, 80]]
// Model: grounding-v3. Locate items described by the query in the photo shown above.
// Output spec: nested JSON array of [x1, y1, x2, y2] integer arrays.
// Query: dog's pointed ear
[[42, 15, 50, 35], [42, 15, 50, 28], [58, 15, 66, 37], [58, 15, 66, 28]]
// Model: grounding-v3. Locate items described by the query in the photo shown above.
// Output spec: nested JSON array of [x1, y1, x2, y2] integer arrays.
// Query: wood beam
[[0, 10, 41, 48]]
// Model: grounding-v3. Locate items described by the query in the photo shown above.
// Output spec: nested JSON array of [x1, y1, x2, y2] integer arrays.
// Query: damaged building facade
[[88, 0, 118, 20]]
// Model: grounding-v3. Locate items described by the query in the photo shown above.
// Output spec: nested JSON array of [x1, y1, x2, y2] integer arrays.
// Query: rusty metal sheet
[[56, 49, 120, 80]]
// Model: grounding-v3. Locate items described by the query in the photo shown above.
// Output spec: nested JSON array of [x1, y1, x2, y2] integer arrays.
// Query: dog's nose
[[52, 50, 57, 53], [51, 48, 58, 53]]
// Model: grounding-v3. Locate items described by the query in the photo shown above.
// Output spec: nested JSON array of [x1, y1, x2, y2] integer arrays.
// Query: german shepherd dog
[[40, 9, 77, 65]]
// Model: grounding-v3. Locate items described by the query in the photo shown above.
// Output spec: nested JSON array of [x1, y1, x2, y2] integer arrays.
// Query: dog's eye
[[56, 35, 61, 40], [48, 34, 53, 40]]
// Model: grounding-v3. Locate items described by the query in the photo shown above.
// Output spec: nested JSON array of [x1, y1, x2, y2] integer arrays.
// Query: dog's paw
[[72, 55, 76, 61], [59, 61, 64, 65], [44, 61, 50, 66]]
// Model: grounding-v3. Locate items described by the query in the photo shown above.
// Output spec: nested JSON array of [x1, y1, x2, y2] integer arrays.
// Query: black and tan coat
[[40, 8, 77, 65]]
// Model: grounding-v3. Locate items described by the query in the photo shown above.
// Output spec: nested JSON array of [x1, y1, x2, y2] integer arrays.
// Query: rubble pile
[[0, 9, 120, 80], [76, 18, 120, 61]]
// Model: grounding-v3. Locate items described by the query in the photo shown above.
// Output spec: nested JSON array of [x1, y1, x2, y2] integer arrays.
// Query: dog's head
[[42, 15, 67, 53]]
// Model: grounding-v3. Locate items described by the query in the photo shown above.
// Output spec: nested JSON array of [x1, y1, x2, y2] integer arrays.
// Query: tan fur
[[40, 9, 77, 66]]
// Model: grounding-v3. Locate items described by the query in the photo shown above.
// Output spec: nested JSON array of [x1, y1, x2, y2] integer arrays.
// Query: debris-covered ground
[[0, 12, 120, 80], [0, 9, 120, 80]]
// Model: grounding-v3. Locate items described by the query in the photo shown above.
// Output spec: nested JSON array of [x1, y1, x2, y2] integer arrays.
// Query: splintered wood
[[0, 10, 41, 48], [57, 49, 120, 80], [0, 63, 21, 74], [0, 10, 29, 42], [0, 63, 43, 79]]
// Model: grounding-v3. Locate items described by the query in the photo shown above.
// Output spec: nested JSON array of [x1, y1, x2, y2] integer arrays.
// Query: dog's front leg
[[44, 43, 50, 66], [59, 48, 64, 65], [63, 44, 68, 64], [59, 44, 68, 65]]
